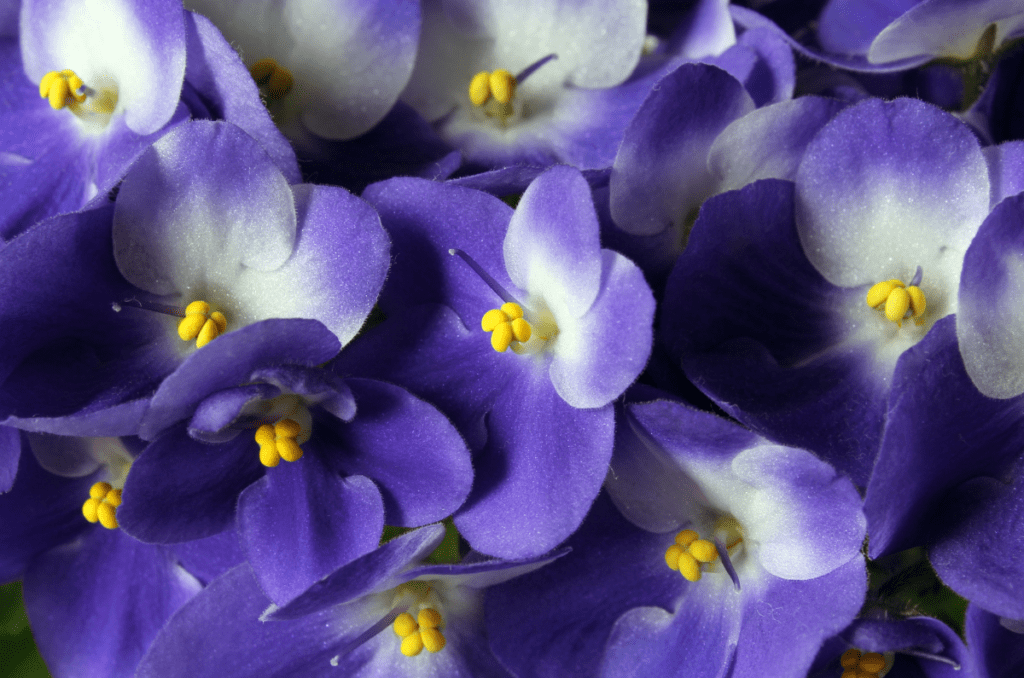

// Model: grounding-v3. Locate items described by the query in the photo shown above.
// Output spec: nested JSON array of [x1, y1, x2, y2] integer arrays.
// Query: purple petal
[[23, 529, 201, 678], [610, 63, 754, 237], [967, 603, 1024, 678], [706, 26, 795, 107], [670, 0, 736, 59], [983, 141, 1024, 209], [182, 10, 300, 183], [188, 383, 281, 442], [139, 318, 341, 440], [318, 378, 472, 527], [817, 0, 917, 56], [0, 425, 17, 492], [795, 97, 988, 292], [117, 429, 263, 543], [171, 527, 246, 585], [958, 192, 1024, 398], [238, 449, 384, 606], [454, 376, 614, 559]]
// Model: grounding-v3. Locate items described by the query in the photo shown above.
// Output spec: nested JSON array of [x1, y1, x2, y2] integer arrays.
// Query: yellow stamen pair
[[82, 481, 122, 530], [393, 608, 446, 657], [664, 529, 721, 582], [481, 302, 532, 352], [39, 70, 87, 110], [468, 69, 516, 107], [177, 301, 227, 348], [250, 58, 293, 100], [255, 419, 304, 467], [866, 279, 926, 328], [840, 648, 888, 678]]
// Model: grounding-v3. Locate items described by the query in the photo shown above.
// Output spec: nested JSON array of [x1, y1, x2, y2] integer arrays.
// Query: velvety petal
[[0, 425, 19, 492], [548, 250, 654, 408], [21, 0, 186, 135], [113, 120, 296, 298], [23, 529, 201, 678], [662, 179, 888, 486], [610, 63, 755, 237], [729, 557, 867, 678], [317, 378, 471, 528], [817, 0, 917, 56], [182, 10, 300, 183], [670, 0, 735, 59], [0, 443, 94, 582], [228, 183, 388, 346], [958, 193, 1024, 398], [600, 583, 739, 678], [139, 318, 341, 440], [117, 429, 264, 543], [707, 25, 795, 108], [708, 96, 847, 194], [361, 176, 515, 324], [487, 492, 681, 678], [967, 603, 1024, 678], [188, 383, 281, 443], [238, 449, 384, 605], [250, 366, 357, 423], [504, 165, 602, 319], [135, 563, 361, 678], [270, 525, 445, 620], [454, 371, 614, 559], [333, 304, 509, 451], [795, 97, 988, 293], [171, 527, 246, 585], [930, 474, 1024, 619], [865, 316, 1024, 556], [983, 141, 1024, 209], [869, 0, 1024, 63]]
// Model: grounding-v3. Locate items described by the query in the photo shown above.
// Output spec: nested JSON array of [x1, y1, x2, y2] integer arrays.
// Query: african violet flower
[[2, 0, 188, 239], [0, 433, 244, 678], [487, 396, 866, 678], [133, 524, 562, 677], [337, 165, 655, 559], [398, 0, 648, 169], [183, 0, 421, 143], [0, 117, 387, 436], [662, 97, 1003, 485]]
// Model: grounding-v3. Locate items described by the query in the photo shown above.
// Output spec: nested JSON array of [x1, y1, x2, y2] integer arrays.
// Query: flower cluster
[[2, 0, 1024, 676]]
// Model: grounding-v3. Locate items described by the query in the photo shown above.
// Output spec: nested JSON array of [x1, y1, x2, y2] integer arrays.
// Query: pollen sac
[[393, 607, 447, 657], [39, 70, 87, 110], [255, 418, 306, 467], [664, 529, 719, 582], [866, 277, 927, 328], [250, 58, 293, 100], [82, 481, 123, 530], [481, 302, 532, 352], [177, 300, 228, 348], [839, 648, 890, 678]]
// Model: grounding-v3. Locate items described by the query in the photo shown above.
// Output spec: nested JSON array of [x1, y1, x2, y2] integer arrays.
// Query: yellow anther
[[89, 481, 113, 500], [858, 653, 886, 673], [82, 497, 101, 523], [178, 301, 227, 348], [97, 501, 119, 529], [867, 277, 927, 328], [674, 529, 699, 548], [664, 544, 684, 570], [839, 649, 861, 669], [105, 488, 122, 508], [417, 608, 443, 629], [865, 280, 904, 308], [677, 552, 701, 582], [39, 70, 87, 110], [250, 58, 293, 100], [420, 627, 446, 653], [469, 71, 491, 106], [393, 612, 418, 637], [688, 539, 718, 563], [482, 302, 533, 353], [489, 69, 516, 105], [255, 419, 305, 467], [400, 633, 425, 657]]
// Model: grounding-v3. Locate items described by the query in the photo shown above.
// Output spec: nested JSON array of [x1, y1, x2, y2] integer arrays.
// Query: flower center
[[177, 300, 228, 348], [82, 481, 123, 530], [392, 607, 447, 657], [250, 395, 313, 467], [865, 267, 926, 328], [468, 68, 517, 123], [663, 518, 744, 583], [250, 58, 294, 100], [39, 69, 118, 125], [840, 648, 893, 678]]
